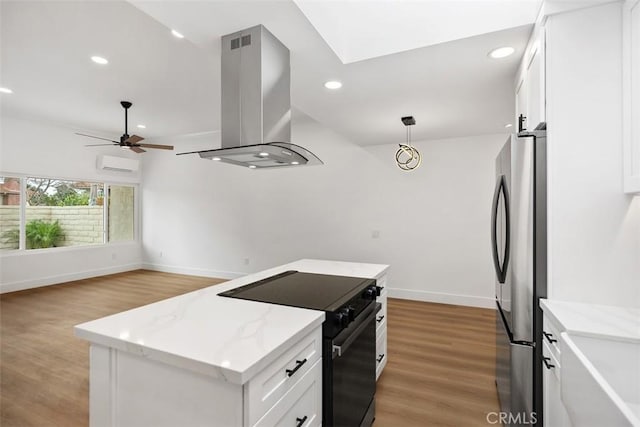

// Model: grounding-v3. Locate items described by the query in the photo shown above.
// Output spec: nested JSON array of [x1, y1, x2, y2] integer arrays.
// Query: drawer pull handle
[[543, 331, 557, 344], [543, 356, 555, 370], [286, 359, 307, 377], [377, 315, 385, 323], [377, 353, 385, 363], [296, 416, 308, 427]]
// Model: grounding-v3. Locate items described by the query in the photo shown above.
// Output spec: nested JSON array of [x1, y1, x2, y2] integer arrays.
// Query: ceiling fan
[[76, 101, 174, 153]]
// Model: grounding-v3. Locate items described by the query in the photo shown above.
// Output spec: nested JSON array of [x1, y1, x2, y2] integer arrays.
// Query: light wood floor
[[0, 270, 499, 426], [375, 299, 500, 426]]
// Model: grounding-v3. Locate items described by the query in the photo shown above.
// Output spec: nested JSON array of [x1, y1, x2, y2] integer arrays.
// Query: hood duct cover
[[178, 25, 322, 169]]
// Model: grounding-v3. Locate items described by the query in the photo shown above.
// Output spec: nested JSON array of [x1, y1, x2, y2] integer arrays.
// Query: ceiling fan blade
[[125, 135, 144, 144], [137, 143, 174, 150], [75, 133, 119, 143], [130, 146, 146, 153], [85, 143, 118, 147]]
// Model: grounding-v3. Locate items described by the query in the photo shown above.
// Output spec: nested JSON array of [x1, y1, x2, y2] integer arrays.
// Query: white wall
[[142, 111, 506, 308], [1, 115, 142, 184], [0, 115, 142, 292], [546, 2, 640, 308]]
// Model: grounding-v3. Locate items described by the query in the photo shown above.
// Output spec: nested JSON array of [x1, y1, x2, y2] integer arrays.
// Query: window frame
[[0, 172, 139, 254]]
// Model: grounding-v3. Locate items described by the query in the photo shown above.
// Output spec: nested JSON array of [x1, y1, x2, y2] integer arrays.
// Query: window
[[25, 178, 104, 249], [108, 185, 134, 242], [0, 176, 21, 251], [0, 175, 136, 251]]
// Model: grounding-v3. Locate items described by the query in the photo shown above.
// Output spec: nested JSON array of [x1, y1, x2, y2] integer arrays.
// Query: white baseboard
[[387, 287, 495, 309], [0, 263, 142, 294], [1, 261, 495, 311], [141, 263, 243, 280]]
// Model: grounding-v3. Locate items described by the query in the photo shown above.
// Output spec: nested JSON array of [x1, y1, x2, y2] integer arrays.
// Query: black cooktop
[[218, 270, 375, 312]]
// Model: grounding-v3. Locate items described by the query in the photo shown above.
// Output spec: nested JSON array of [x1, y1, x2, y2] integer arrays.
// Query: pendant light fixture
[[395, 116, 421, 171]]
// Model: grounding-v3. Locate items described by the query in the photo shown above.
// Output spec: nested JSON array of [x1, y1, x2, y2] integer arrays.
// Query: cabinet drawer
[[376, 289, 387, 334], [376, 316, 387, 335], [376, 274, 387, 290], [375, 327, 387, 381], [254, 359, 322, 427], [542, 340, 560, 381], [245, 328, 322, 426], [543, 315, 562, 359]]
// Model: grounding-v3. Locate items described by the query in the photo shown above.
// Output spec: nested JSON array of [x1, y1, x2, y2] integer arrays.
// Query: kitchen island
[[75, 259, 389, 427]]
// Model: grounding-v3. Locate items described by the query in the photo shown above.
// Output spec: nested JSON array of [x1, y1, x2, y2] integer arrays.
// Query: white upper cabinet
[[515, 23, 546, 133], [623, 0, 640, 194]]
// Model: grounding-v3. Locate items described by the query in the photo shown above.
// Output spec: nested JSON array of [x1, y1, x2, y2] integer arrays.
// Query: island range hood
[[177, 25, 322, 169]]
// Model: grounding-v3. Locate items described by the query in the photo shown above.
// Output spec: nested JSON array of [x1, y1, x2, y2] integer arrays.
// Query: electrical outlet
[[111, 252, 117, 260], [372, 230, 380, 239], [159, 251, 163, 258], [244, 258, 250, 265]]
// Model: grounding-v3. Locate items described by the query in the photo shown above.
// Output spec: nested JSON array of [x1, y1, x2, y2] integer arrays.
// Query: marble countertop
[[75, 259, 389, 384], [540, 299, 640, 342]]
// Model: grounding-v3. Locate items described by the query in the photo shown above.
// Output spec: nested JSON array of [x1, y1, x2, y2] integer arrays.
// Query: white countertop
[[75, 259, 389, 384], [540, 299, 640, 342]]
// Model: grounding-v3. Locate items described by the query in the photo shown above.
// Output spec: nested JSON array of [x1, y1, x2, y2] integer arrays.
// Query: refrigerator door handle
[[491, 175, 511, 283], [491, 178, 501, 280]]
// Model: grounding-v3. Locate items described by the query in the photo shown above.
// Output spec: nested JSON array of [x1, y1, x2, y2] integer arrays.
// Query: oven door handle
[[332, 303, 379, 359]]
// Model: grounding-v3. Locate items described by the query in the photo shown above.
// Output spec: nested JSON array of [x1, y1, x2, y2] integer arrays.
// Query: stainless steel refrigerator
[[492, 126, 547, 426]]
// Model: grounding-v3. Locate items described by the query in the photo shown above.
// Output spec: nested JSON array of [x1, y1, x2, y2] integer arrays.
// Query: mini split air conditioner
[[97, 155, 140, 173]]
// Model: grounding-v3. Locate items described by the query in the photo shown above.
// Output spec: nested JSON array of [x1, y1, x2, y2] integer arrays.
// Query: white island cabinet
[[75, 259, 389, 427], [374, 272, 388, 380]]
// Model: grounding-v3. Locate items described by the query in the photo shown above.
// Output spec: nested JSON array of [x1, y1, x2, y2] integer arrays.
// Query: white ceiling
[[0, 1, 217, 139], [1, 1, 535, 148], [292, 0, 541, 64]]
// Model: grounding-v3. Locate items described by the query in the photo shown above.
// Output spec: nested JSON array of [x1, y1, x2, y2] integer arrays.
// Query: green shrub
[[25, 220, 65, 249], [60, 192, 89, 206], [1, 219, 66, 249]]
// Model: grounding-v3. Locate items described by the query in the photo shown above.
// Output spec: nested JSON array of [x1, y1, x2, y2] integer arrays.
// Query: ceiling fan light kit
[[395, 116, 421, 171], [76, 101, 174, 154]]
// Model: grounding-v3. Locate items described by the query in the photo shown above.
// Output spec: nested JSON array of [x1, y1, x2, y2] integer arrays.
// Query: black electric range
[[218, 270, 380, 427], [218, 270, 379, 338]]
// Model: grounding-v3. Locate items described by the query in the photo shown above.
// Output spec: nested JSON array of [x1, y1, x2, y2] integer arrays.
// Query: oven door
[[323, 303, 378, 427]]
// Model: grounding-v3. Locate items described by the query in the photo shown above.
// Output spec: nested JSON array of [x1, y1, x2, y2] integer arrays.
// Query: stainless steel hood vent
[[178, 25, 322, 169]]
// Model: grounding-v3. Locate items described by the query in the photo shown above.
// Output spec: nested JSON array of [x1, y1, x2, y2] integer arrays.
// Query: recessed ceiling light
[[488, 47, 515, 59], [248, 165, 257, 169], [171, 29, 185, 39], [91, 56, 109, 65], [212, 157, 221, 161], [137, 124, 146, 129], [0, 87, 13, 94], [324, 80, 342, 90], [505, 123, 513, 128], [291, 161, 299, 165], [258, 152, 269, 157]]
